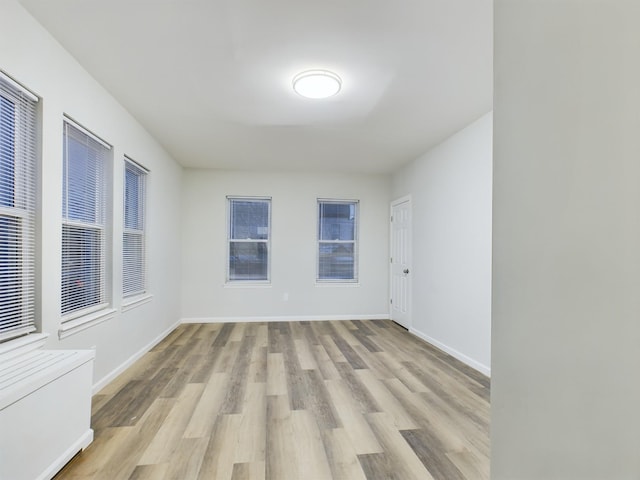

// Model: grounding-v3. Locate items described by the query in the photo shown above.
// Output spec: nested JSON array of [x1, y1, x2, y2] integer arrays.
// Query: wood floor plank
[[55, 320, 489, 480], [265, 395, 298, 480], [383, 377, 472, 455], [88, 398, 177, 479], [209, 323, 235, 350], [92, 366, 176, 429], [162, 437, 208, 480], [334, 362, 381, 413], [356, 369, 417, 430], [301, 369, 341, 429], [248, 345, 268, 383], [294, 338, 318, 370], [235, 382, 267, 464], [325, 379, 383, 455], [373, 350, 429, 391], [280, 327, 307, 411], [350, 329, 383, 353], [447, 449, 490, 480], [266, 353, 287, 396], [128, 464, 169, 480], [317, 334, 349, 364], [215, 339, 241, 374], [330, 333, 369, 369], [231, 463, 251, 480], [197, 414, 242, 480], [53, 427, 136, 479], [290, 409, 333, 480], [322, 428, 368, 480], [357, 452, 395, 480], [267, 324, 282, 354], [366, 412, 435, 480], [311, 344, 342, 380], [187, 325, 233, 383], [329, 320, 363, 347], [138, 383, 205, 465], [94, 351, 159, 396], [183, 372, 229, 439], [221, 334, 256, 414], [90, 393, 111, 414], [229, 322, 247, 342], [299, 321, 321, 346], [404, 360, 490, 422], [350, 345, 395, 379], [400, 428, 466, 480], [350, 320, 377, 337], [231, 462, 265, 480]]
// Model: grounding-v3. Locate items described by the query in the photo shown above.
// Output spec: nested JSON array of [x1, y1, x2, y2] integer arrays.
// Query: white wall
[[1, 0, 183, 389], [181, 170, 390, 321], [492, 1, 640, 478], [391, 113, 493, 375]]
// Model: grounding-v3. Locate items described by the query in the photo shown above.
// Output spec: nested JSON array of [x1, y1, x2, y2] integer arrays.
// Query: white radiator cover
[[0, 348, 95, 480]]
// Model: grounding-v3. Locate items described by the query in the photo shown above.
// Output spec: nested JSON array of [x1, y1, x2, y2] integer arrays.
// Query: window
[[227, 197, 271, 282], [61, 120, 111, 317], [123, 158, 147, 298], [317, 199, 358, 282], [0, 73, 38, 342]]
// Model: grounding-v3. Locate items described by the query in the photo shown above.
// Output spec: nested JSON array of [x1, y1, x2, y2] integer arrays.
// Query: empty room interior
[[2, 0, 640, 479]]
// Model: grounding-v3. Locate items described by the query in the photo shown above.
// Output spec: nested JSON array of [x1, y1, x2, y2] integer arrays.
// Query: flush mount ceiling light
[[292, 70, 342, 99]]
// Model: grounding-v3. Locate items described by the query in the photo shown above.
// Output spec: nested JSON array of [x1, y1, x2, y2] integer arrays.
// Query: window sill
[[58, 307, 116, 340], [122, 294, 153, 313], [315, 281, 360, 287], [0, 333, 49, 361], [224, 282, 272, 288]]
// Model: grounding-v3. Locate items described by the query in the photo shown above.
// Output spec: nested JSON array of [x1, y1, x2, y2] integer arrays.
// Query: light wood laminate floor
[[54, 320, 490, 480]]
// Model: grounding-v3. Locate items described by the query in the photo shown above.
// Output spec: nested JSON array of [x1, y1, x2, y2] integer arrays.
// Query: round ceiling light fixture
[[292, 70, 342, 99]]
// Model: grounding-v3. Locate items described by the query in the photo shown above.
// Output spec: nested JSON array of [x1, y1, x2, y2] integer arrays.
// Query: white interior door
[[390, 197, 412, 329]]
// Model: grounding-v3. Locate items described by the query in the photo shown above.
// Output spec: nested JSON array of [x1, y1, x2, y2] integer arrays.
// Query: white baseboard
[[181, 314, 389, 324], [409, 327, 491, 377], [92, 320, 180, 394]]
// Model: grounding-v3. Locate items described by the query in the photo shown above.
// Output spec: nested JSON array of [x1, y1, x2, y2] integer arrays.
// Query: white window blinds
[[61, 120, 110, 317], [0, 73, 38, 342], [123, 158, 147, 298], [317, 199, 359, 282], [227, 197, 271, 282]]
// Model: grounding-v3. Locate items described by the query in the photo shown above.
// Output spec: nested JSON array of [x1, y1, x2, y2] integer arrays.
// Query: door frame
[[389, 195, 412, 329]]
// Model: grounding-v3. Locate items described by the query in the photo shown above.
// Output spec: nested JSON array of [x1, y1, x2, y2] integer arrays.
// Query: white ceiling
[[18, 0, 493, 174]]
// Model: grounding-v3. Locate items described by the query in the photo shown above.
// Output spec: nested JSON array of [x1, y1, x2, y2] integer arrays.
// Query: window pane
[[0, 96, 15, 208], [61, 224, 102, 314], [123, 231, 144, 296], [124, 166, 142, 230], [319, 202, 355, 241], [319, 243, 355, 280], [229, 241, 268, 281], [63, 126, 105, 224], [230, 200, 269, 240], [0, 216, 21, 322]]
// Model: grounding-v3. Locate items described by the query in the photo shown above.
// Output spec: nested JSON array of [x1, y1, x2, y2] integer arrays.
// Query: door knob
[[403, 268, 410, 274]]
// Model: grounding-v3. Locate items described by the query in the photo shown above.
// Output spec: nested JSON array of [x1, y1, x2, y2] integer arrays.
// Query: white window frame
[[60, 117, 114, 334], [226, 196, 271, 284], [0, 72, 38, 344], [122, 157, 148, 301], [317, 199, 359, 283]]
